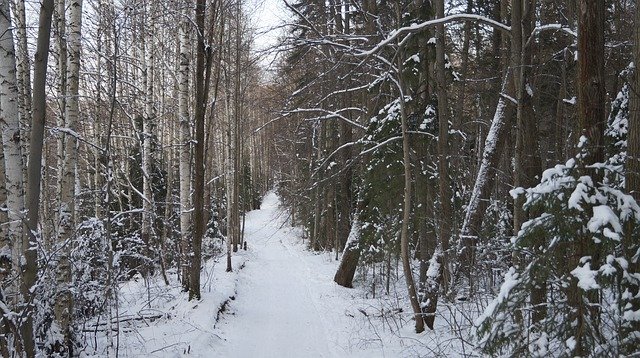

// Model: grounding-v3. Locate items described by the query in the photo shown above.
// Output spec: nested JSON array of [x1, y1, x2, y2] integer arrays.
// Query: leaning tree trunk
[[458, 72, 514, 273], [53, 0, 83, 354], [334, 213, 361, 288], [24, 1, 55, 356]]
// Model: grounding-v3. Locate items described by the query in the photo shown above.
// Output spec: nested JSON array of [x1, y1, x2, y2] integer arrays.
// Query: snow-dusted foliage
[[476, 139, 640, 357], [72, 218, 110, 320]]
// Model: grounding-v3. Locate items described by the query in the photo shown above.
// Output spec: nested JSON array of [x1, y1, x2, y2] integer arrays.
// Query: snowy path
[[214, 193, 339, 358], [103, 192, 447, 357]]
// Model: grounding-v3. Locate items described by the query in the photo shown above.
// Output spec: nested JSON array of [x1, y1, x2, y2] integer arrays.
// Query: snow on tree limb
[[356, 14, 511, 57]]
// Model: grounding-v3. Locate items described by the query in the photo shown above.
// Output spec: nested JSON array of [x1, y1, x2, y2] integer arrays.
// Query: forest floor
[[84, 192, 472, 357]]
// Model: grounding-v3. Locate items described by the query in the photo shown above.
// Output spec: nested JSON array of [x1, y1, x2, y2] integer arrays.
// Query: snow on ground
[[83, 192, 471, 357]]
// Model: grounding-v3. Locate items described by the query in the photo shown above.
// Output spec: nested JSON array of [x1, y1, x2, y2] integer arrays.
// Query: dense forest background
[[0, 0, 638, 357]]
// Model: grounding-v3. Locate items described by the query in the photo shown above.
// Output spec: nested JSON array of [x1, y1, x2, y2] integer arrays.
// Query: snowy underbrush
[[285, 233, 487, 357], [79, 250, 250, 357]]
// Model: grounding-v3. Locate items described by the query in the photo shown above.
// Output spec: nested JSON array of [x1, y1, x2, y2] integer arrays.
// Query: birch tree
[[141, 1, 155, 276], [0, 0, 25, 296], [52, 0, 82, 353], [178, 1, 192, 291], [0, 1, 26, 354]]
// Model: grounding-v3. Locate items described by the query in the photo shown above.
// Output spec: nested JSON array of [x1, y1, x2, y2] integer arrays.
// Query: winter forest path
[[214, 192, 340, 357], [110, 192, 433, 357]]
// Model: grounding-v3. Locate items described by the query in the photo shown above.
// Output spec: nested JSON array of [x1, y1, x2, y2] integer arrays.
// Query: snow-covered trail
[[215, 192, 339, 358], [91, 192, 451, 357]]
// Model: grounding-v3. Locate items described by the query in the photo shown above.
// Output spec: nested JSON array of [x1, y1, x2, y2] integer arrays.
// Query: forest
[[0, 0, 638, 357]]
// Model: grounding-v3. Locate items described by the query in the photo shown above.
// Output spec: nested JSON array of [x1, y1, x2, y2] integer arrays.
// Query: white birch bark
[[55, 0, 66, 240], [141, 6, 154, 274], [11, 0, 31, 181], [0, 0, 25, 297], [53, 0, 82, 352], [178, 7, 191, 289]]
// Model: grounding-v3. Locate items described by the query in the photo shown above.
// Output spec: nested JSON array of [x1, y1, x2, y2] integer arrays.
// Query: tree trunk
[[53, 0, 82, 353], [397, 16, 424, 331], [141, 4, 155, 277], [333, 216, 361, 288], [622, 4, 640, 354], [570, 1, 605, 355], [232, 0, 242, 253], [457, 64, 515, 280], [0, 2, 25, 353], [0, 0, 26, 303], [422, 0, 452, 330], [512, 0, 545, 325], [24, 1, 55, 356], [11, 0, 31, 184], [190, 0, 216, 300], [178, 3, 192, 291]]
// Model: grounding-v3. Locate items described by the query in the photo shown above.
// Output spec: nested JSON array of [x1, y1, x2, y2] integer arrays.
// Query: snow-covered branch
[[356, 14, 511, 57]]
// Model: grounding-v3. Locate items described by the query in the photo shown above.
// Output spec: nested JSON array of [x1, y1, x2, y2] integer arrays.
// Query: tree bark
[[0, 2, 25, 353], [0, 0, 26, 301], [178, 3, 192, 291], [24, 1, 55, 356], [141, 2, 155, 277], [53, 0, 82, 353], [422, 0, 452, 330], [333, 215, 361, 288], [11, 0, 31, 183], [190, 0, 217, 300], [397, 15, 424, 331], [570, 1, 605, 355], [622, 3, 640, 353], [512, 0, 545, 325]]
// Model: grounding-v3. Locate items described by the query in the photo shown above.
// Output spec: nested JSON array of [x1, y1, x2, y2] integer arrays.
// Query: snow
[[476, 267, 519, 326], [571, 261, 600, 291], [587, 205, 622, 238], [86, 192, 463, 357]]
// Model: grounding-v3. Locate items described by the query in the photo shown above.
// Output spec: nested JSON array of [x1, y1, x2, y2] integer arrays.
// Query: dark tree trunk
[[189, 0, 217, 301], [569, 1, 605, 355], [512, 0, 545, 325], [422, 0, 452, 330], [333, 218, 361, 288], [24, 0, 55, 356], [622, 2, 640, 355]]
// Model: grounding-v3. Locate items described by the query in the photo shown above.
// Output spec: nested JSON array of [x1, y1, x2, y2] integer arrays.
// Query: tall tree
[[141, 0, 155, 276], [189, 0, 218, 300], [178, 1, 192, 291], [24, 1, 55, 356], [0, 1, 26, 353], [422, 0, 452, 331], [622, 3, 640, 354], [396, 2, 423, 332], [53, 0, 83, 353], [568, 1, 605, 355]]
